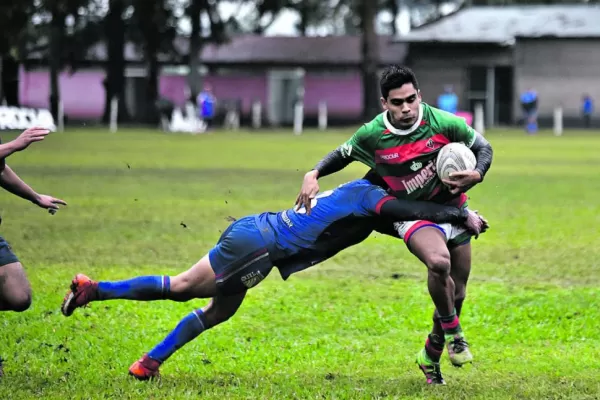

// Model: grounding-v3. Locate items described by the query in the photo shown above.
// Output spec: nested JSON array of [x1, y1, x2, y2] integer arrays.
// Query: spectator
[[437, 85, 458, 114], [196, 84, 217, 130], [582, 94, 593, 128], [520, 88, 538, 134]]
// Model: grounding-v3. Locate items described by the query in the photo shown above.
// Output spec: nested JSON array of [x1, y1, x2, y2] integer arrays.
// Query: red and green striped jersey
[[338, 102, 477, 202]]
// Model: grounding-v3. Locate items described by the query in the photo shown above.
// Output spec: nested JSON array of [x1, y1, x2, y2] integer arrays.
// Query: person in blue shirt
[[582, 94, 593, 128], [520, 88, 538, 134], [437, 85, 458, 114], [59, 179, 487, 380], [196, 84, 217, 129]]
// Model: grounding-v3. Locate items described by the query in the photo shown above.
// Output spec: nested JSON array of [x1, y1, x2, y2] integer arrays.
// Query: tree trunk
[[389, 0, 399, 35], [360, 0, 380, 120], [49, 6, 64, 121], [102, 0, 129, 123], [0, 55, 20, 106], [145, 48, 159, 124], [187, 0, 203, 101], [299, 1, 308, 36], [136, 0, 160, 125]]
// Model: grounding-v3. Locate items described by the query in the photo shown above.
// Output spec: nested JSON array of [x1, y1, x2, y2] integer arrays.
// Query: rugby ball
[[436, 142, 476, 181]]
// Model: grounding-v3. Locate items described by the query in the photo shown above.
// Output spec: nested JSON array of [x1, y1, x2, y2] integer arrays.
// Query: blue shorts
[[209, 216, 274, 296], [0, 235, 19, 267]]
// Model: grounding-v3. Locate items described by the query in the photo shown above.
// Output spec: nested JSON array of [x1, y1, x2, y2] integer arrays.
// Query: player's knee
[[7, 291, 32, 312], [205, 309, 234, 326], [426, 254, 451, 277], [203, 305, 235, 326], [169, 275, 197, 301], [170, 274, 192, 292]]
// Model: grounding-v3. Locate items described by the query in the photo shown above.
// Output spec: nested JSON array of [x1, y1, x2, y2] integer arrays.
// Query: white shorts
[[393, 220, 471, 247]]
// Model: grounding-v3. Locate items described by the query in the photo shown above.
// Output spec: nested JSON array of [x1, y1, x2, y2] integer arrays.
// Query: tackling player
[[0, 127, 67, 377], [60, 178, 487, 380], [295, 65, 493, 384]]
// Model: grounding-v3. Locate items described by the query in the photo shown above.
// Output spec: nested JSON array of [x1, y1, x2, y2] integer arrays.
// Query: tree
[[131, 0, 178, 124], [286, 0, 332, 36], [102, 0, 130, 123], [187, 0, 203, 101], [0, 3, 35, 106], [33, 0, 100, 120], [185, 0, 227, 101], [359, 0, 380, 120]]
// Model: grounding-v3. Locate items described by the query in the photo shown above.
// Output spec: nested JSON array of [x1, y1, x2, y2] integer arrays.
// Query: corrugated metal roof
[[396, 5, 600, 45], [192, 35, 407, 65]]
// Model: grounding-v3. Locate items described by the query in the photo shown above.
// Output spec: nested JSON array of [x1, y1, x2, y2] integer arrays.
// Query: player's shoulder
[[358, 113, 387, 135]]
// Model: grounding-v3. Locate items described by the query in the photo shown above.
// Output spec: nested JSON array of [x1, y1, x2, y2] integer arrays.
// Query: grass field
[[0, 127, 598, 399]]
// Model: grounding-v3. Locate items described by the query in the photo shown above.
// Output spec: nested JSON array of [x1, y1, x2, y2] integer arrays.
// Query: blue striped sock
[[97, 276, 170, 300], [148, 309, 209, 362]]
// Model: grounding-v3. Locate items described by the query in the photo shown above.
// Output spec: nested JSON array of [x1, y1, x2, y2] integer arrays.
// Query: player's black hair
[[380, 65, 419, 98]]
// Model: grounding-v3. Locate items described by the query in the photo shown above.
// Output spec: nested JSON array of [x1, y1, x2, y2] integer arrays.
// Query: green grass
[[0, 127, 599, 399]]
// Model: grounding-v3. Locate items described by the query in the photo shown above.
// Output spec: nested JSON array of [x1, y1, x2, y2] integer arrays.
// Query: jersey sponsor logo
[[340, 143, 352, 158], [281, 210, 293, 227], [401, 160, 437, 194], [379, 153, 399, 161]]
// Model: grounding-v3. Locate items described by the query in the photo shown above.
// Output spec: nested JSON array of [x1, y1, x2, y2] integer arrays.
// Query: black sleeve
[[470, 133, 493, 181], [312, 149, 352, 178], [379, 198, 469, 224]]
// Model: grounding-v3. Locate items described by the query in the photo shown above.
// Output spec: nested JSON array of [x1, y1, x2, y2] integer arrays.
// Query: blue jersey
[[255, 179, 395, 279]]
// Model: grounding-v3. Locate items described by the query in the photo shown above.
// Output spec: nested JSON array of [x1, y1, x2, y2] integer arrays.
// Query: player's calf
[[129, 292, 245, 379]]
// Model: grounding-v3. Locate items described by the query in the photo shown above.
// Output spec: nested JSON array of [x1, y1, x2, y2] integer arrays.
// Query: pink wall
[[159, 74, 268, 115], [303, 71, 363, 117], [19, 68, 106, 119], [19, 67, 364, 121]]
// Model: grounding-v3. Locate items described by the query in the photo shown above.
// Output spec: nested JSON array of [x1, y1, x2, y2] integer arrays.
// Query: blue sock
[[97, 276, 170, 301], [148, 309, 210, 363]]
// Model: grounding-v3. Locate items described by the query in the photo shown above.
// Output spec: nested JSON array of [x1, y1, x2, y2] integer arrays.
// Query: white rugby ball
[[436, 142, 476, 181]]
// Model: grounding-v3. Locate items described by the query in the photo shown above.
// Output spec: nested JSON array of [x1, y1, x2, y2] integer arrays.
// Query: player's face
[[381, 84, 421, 129]]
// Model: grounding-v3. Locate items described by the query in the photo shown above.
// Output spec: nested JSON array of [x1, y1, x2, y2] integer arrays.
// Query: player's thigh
[[171, 255, 219, 299], [208, 216, 275, 296], [395, 221, 450, 271]]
